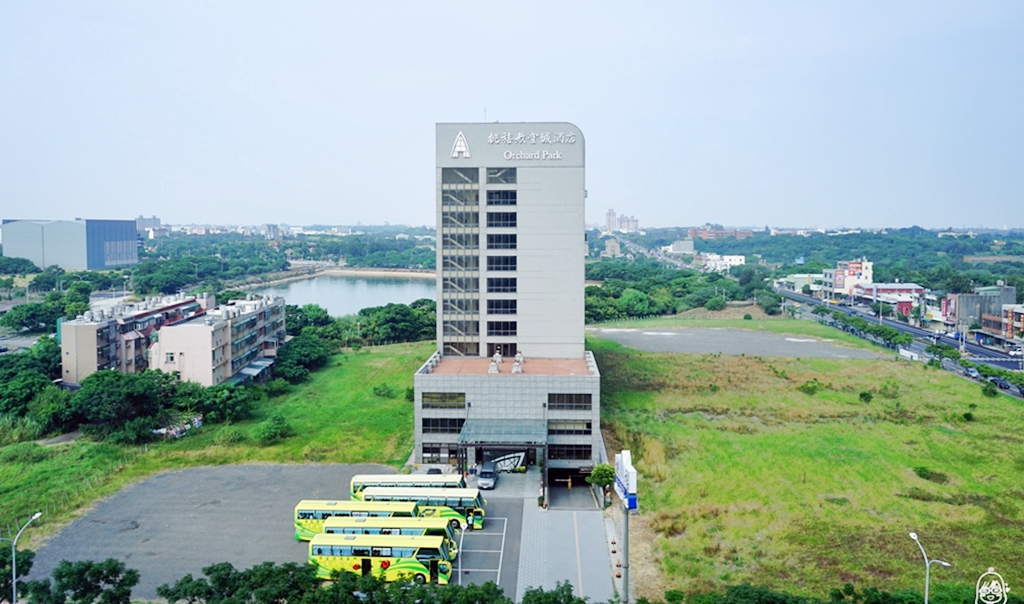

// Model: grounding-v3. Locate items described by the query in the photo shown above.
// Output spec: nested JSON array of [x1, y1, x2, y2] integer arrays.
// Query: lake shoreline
[[238, 266, 436, 291]]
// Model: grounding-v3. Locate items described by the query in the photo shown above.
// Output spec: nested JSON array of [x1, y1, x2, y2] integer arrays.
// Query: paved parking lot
[[455, 500, 522, 597], [591, 326, 881, 359]]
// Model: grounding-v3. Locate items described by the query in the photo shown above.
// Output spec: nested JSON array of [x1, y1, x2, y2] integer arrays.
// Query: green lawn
[[591, 336, 1024, 598], [2, 341, 433, 545]]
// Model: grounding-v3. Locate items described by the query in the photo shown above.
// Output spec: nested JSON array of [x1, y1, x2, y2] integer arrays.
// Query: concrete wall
[[150, 323, 225, 387], [1, 220, 87, 270]]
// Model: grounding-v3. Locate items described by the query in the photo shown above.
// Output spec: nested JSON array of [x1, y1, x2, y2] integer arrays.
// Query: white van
[[477, 462, 498, 490]]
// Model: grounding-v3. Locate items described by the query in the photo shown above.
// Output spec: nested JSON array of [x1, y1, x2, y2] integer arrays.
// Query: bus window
[[416, 548, 440, 561], [353, 547, 371, 556], [371, 547, 392, 556], [428, 497, 445, 506]]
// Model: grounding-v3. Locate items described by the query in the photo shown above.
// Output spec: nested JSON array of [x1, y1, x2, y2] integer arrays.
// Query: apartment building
[[821, 258, 874, 299], [60, 293, 214, 384], [149, 295, 286, 387], [414, 123, 602, 495]]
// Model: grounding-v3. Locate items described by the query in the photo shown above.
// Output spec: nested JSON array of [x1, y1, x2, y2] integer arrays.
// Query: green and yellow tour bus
[[357, 487, 486, 531], [308, 534, 453, 584], [322, 516, 460, 558], [349, 474, 466, 499], [293, 500, 418, 540]]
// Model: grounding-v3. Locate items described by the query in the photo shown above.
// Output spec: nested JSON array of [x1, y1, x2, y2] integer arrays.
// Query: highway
[[777, 289, 1024, 373]]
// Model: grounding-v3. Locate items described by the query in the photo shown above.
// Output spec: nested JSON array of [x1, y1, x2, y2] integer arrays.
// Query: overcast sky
[[2, 2, 1022, 230]]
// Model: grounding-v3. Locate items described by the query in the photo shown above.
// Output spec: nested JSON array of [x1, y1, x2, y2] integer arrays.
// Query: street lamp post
[[1, 511, 42, 604], [909, 532, 951, 604]]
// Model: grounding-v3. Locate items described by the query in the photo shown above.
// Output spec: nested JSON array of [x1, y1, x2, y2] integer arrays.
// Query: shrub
[[266, 378, 289, 398], [798, 379, 824, 395], [0, 413, 44, 446], [982, 382, 998, 398], [108, 417, 158, 445], [253, 414, 291, 443], [372, 383, 396, 398], [704, 297, 726, 311], [214, 425, 247, 445], [963, 411, 975, 422], [859, 391, 873, 403], [743, 314, 752, 320], [405, 387, 415, 402], [878, 380, 900, 399]]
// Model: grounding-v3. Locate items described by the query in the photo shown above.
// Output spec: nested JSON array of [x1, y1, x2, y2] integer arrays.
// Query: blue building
[[1, 219, 138, 271]]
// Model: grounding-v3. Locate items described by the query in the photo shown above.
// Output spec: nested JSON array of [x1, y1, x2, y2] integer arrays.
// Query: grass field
[[2, 341, 433, 545], [591, 336, 1024, 598]]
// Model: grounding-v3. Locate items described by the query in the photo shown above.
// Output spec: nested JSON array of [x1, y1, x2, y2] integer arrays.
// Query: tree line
[[622, 227, 1024, 303], [8, 555, 1018, 604], [584, 258, 782, 322]]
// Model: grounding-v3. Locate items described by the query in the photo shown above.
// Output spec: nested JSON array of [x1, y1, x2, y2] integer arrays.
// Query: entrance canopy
[[458, 419, 546, 445]]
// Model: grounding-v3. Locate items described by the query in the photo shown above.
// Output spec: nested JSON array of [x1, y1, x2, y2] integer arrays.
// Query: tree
[[25, 558, 139, 604], [801, 284, 812, 295], [617, 288, 652, 316], [0, 544, 35, 601], [586, 463, 615, 489], [704, 297, 726, 311]]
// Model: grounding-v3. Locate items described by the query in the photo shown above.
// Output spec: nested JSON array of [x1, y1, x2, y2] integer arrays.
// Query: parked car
[[426, 467, 443, 475], [964, 367, 982, 380], [1009, 348, 1023, 357], [477, 461, 498, 490], [0, 345, 8, 353], [988, 376, 1012, 390]]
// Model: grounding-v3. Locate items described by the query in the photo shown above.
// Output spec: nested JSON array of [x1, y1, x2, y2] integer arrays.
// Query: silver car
[[477, 462, 498, 490]]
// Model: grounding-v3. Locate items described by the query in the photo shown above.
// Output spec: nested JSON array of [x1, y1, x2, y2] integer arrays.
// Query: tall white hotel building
[[413, 123, 603, 490]]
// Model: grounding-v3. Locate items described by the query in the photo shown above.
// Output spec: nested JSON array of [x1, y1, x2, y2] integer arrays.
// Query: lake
[[248, 273, 436, 317]]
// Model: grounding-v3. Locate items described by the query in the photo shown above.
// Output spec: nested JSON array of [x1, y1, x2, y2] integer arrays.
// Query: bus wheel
[[450, 519, 463, 532], [414, 574, 427, 584]]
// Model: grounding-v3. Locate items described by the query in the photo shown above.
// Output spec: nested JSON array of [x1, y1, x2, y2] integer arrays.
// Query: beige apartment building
[[61, 293, 215, 384], [149, 295, 286, 386]]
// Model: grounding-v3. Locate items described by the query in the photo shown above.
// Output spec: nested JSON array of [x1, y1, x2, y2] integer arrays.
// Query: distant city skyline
[[2, 3, 1022, 230]]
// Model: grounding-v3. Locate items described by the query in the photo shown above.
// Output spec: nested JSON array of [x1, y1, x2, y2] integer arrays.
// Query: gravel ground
[[590, 327, 882, 359], [27, 464, 394, 599]]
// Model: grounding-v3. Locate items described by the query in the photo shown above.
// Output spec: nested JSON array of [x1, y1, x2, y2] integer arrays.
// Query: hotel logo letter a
[[451, 131, 471, 158]]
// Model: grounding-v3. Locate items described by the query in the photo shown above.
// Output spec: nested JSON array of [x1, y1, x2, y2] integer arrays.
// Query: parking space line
[[458, 568, 501, 572], [460, 549, 503, 553], [573, 511, 583, 598], [496, 517, 507, 586]]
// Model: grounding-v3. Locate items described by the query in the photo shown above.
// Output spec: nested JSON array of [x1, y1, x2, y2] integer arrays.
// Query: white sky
[[2, 2, 1022, 229]]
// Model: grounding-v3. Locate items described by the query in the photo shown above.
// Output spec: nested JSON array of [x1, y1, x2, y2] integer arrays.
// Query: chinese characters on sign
[[487, 132, 577, 145]]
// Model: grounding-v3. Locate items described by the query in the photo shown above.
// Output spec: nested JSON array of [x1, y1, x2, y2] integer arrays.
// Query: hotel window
[[165, 353, 174, 363], [487, 278, 517, 293], [487, 256, 517, 271], [442, 233, 479, 249], [487, 299, 517, 315], [442, 277, 479, 293], [548, 420, 592, 435], [444, 341, 479, 356], [442, 188, 479, 206], [422, 444, 441, 462], [443, 320, 479, 336], [422, 418, 466, 434], [443, 298, 479, 313], [548, 445, 592, 460], [486, 190, 517, 206], [548, 393, 592, 410], [487, 234, 517, 250], [442, 212, 480, 228], [443, 255, 479, 271], [486, 167, 516, 184], [487, 321, 517, 336], [442, 168, 479, 184], [422, 393, 467, 409], [487, 212, 517, 228]]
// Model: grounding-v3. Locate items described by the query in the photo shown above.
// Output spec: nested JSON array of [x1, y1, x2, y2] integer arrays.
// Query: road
[[777, 289, 1024, 372]]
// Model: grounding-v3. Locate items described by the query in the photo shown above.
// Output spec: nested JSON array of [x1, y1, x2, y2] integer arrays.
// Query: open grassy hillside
[[591, 336, 1024, 598]]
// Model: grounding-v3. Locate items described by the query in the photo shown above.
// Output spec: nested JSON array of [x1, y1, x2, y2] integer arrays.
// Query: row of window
[[420, 393, 593, 411], [487, 256, 516, 271], [443, 278, 522, 293], [487, 321, 517, 336], [547, 420, 592, 435], [422, 418, 466, 434], [441, 211, 517, 228], [443, 342, 479, 356], [441, 299, 516, 316], [548, 445, 592, 460], [441, 321, 518, 336], [440, 190, 518, 207], [441, 167, 517, 185]]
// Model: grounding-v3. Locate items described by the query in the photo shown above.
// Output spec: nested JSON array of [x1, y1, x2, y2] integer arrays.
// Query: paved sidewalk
[[515, 502, 615, 603]]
